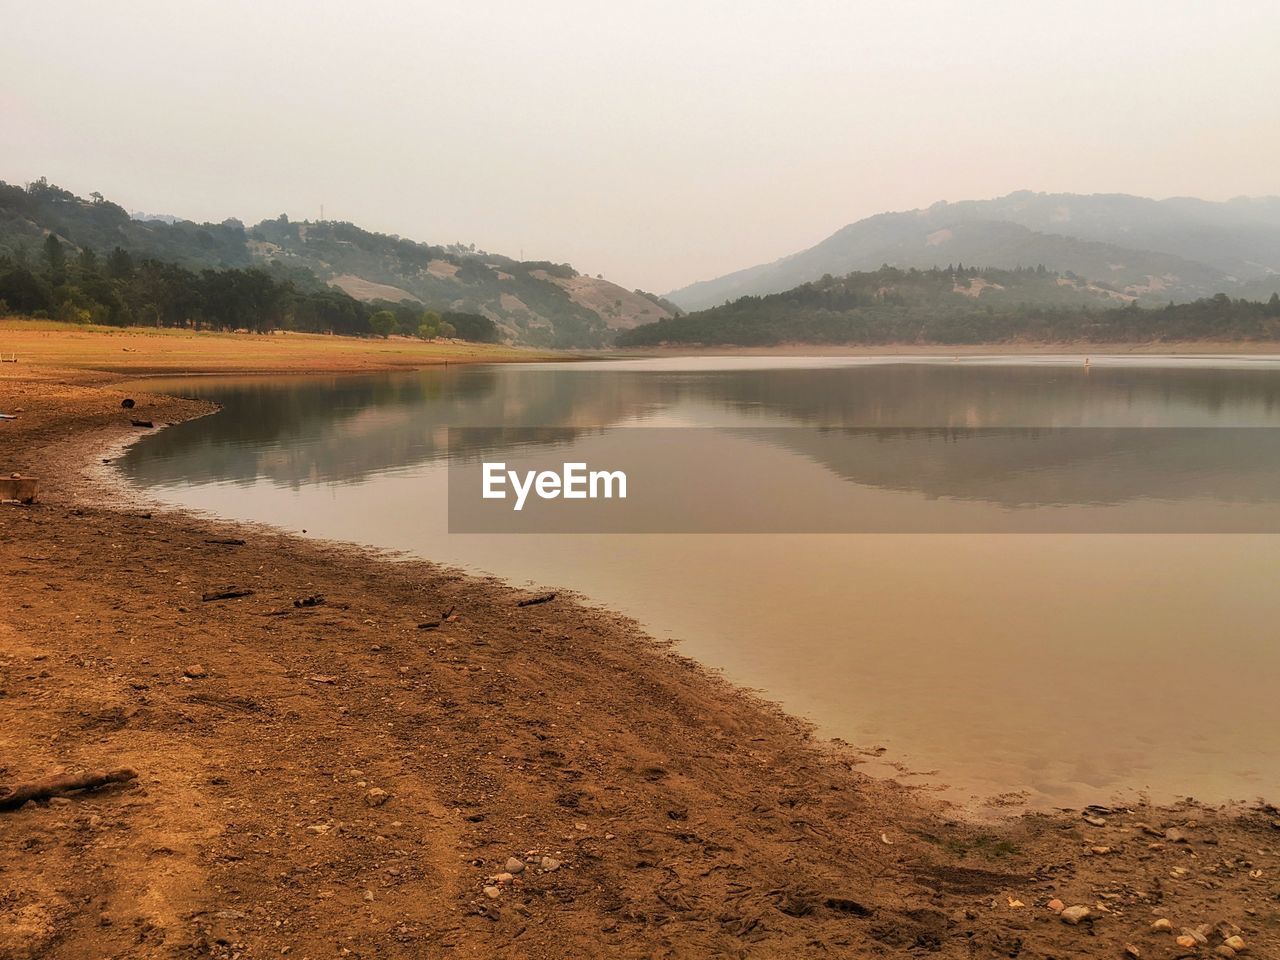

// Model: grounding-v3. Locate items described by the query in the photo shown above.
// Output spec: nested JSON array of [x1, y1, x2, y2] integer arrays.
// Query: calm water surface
[[119, 356, 1280, 808]]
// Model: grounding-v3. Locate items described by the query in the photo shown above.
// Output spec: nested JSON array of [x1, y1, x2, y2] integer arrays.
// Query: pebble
[[540, 856, 561, 872], [1046, 899, 1065, 914], [1059, 905, 1091, 925], [364, 788, 389, 807], [1084, 815, 1107, 827], [1215, 948, 1237, 959], [1176, 935, 1198, 949], [482, 886, 501, 899], [491, 872, 514, 883], [505, 857, 525, 874], [1223, 935, 1246, 951], [363, 890, 374, 903], [1124, 944, 1141, 958], [1182, 927, 1208, 945], [184, 664, 207, 678], [1151, 918, 1174, 933], [1089, 845, 1112, 855]]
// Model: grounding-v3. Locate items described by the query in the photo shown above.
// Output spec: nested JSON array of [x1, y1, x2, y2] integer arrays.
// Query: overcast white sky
[[4, 1, 1279, 292]]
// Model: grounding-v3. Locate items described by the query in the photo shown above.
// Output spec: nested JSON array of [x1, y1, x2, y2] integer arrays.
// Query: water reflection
[[119, 357, 1280, 807]]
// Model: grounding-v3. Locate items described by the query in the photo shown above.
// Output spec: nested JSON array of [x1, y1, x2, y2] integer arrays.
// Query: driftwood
[[516, 592, 557, 608], [0, 768, 138, 811], [417, 605, 456, 629], [204, 537, 246, 546], [201, 587, 255, 602], [130, 419, 154, 428]]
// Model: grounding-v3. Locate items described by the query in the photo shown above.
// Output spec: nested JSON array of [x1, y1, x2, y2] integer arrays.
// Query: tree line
[[618, 267, 1280, 346], [0, 234, 499, 342]]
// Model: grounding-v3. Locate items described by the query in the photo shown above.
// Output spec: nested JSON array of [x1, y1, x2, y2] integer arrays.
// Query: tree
[[44, 234, 66, 285], [417, 309, 440, 339], [369, 309, 396, 338], [107, 247, 134, 279], [436, 320, 457, 339]]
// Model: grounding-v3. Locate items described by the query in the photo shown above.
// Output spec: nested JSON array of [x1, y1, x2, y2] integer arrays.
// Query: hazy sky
[[4, 1, 1279, 292]]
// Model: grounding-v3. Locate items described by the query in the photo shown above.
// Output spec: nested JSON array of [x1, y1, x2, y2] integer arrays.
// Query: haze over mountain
[[666, 192, 1280, 311]]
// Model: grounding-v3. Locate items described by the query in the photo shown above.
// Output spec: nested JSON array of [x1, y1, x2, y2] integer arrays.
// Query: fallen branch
[[0, 768, 138, 811], [418, 605, 456, 629], [516, 592, 557, 608], [202, 587, 255, 602]]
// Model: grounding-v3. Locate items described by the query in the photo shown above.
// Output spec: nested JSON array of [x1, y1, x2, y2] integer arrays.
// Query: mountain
[[0, 178, 673, 346], [623, 266, 1280, 347], [666, 192, 1280, 311]]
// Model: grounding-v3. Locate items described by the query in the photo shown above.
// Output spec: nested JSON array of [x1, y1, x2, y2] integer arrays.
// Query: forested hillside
[[0, 179, 673, 346], [623, 266, 1280, 346]]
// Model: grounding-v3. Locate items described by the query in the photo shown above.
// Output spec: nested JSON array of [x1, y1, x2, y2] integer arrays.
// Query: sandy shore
[[1, 330, 1277, 958]]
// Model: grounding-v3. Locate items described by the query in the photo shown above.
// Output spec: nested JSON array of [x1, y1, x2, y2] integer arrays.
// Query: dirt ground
[[1, 331, 1278, 958]]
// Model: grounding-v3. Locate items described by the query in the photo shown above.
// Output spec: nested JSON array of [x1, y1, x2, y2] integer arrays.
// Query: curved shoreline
[[2, 357, 1277, 958]]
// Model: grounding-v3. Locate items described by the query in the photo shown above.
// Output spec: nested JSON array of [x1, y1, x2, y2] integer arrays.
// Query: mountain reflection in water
[[119, 357, 1280, 807]]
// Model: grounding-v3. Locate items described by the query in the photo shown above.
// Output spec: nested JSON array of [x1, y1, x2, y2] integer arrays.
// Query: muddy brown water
[[119, 356, 1280, 809]]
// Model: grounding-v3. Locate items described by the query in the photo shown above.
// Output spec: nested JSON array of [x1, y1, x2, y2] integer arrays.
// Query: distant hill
[[667, 192, 1280, 311], [0, 178, 673, 346], [623, 265, 1280, 347]]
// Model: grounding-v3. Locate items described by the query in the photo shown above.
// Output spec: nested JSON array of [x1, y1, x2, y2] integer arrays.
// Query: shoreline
[[610, 340, 1280, 357], [3, 341, 1279, 957]]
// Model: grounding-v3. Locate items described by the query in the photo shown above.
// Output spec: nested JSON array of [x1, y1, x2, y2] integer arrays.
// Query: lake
[[118, 356, 1280, 809]]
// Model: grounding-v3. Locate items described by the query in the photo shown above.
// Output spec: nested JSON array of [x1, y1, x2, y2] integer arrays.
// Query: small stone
[[1182, 928, 1208, 945], [1047, 898, 1065, 914], [184, 664, 207, 678], [1223, 935, 1245, 952], [1059, 905, 1091, 925], [482, 885, 501, 899], [574, 822, 588, 831], [306, 824, 330, 835], [1152, 918, 1174, 933], [492, 872, 514, 883], [363, 889, 374, 902], [1176, 935, 1198, 949], [1090, 845, 1112, 855], [48, 797, 71, 808], [1171, 866, 1190, 878], [1165, 827, 1188, 843], [1084, 814, 1107, 827], [1125, 944, 1141, 958], [505, 857, 525, 874], [1215, 948, 1236, 959], [540, 856, 561, 872], [364, 788, 389, 807]]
